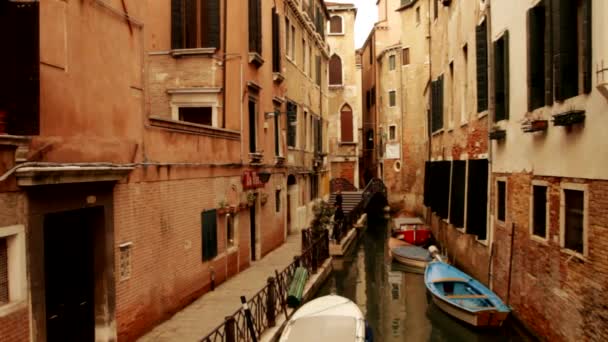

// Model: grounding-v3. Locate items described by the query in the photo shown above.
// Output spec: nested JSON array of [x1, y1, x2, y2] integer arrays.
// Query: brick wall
[[330, 161, 356, 186], [114, 174, 286, 341], [0, 306, 29, 342], [491, 173, 608, 341]]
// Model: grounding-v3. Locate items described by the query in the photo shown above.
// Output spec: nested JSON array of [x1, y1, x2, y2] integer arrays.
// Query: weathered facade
[[326, 3, 361, 188], [0, 0, 330, 341], [489, 0, 608, 340]]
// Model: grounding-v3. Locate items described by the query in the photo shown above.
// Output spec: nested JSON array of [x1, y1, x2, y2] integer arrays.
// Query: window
[[467, 159, 489, 240], [272, 7, 281, 72], [249, 0, 262, 53], [497, 180, 506, 222], [275, 190, 281, 213], [274, 108, 281, 156], [461, 44, 468, 123], [527, 3, 546, 111], [303, 111, 308, 149], [434, 0, 438, 20], [329, 54, 343, 85], [449, 161, 466, 228], [310, 175, 319, 200], [171, 0, 220, 49], [449, 61, 454, 126], [302, 39, 306, 72], [202, 210, 218, 261], [315, 5, 325, 38], [389, 55, 396, 70], [329, 15, 342, 34], [389, 125, 396, 141], [291, 25, 296, 61], [402, 48, 410, 65], [0, 1, 40, 135], [315, 117, 323, 154], [562, 187, 586, 255], [226, 214, 235, 248], [315, 55, 322, 86], [285, 17, 291, 58], [287, 102, 297, 148], [416, 7, 420, 25], [248, 98, 257, 153], [476, 20, 488, 113], [532, 184, 547, 239], [428, 161, 451, 219], [552, 0, 592, 101], [178, 107, 213, 126], [494, 31, 510, 122], [309, 46, 313, 76], [389, 91, 397, 107], [119, 243, 132, 281], [431, 76, 444, 132], [340, 104, 353, 142], [0, 237, 7, 305]]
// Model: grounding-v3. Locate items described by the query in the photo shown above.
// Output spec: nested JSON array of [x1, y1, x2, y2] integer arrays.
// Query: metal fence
[[200, 230, 329, 342]]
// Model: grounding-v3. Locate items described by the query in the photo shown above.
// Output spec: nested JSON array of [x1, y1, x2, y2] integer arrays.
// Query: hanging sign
[[242, 170, 264, 190]]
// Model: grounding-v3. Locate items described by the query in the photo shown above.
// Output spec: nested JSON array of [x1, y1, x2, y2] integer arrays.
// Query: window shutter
[[202, 210, 218, 261], [272, 8, 281, 72], [329, 55, 342, 85], [330, 16, 341, 33], [552, 0, 577, 101], [185, 0, 197, 49], [315, 56, 321, 86], [171, 0, 184, 49], [476, 21, 488, 113], [287, 102, 297, 147], [423, 161, 431, 207], [504, 31, 509, 120], [543, 0, 553, 105], [248, 0, 261, 53], [466, 159, 488, 240], [449, 161, 466, 228], [3, 1, 40, 135], [340, 106, 353, 142], [318, 118, 323, 153], [528, 6, 545, 111], [582, 0, 592, 94], [203, 0, 220, 48]]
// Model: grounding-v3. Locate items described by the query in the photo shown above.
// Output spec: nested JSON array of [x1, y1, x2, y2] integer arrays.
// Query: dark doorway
[[250, 205, 257, 261], [43, 207, 101, 342]]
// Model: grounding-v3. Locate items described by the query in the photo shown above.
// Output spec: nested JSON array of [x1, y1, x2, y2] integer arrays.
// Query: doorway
[[43, 207, 102, 342], [250, 204, 256, 261]]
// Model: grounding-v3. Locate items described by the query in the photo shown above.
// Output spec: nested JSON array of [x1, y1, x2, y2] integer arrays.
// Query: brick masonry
[[491, 173, 608, 341], [331, 161, 356, 186], [0, 306, 29, 342]]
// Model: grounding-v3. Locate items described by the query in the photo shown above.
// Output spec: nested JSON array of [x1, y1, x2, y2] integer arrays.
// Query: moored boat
[[391, 245, 433, 272], [424, 261, 511, 327], [279, 295, 372, 341], [391, 217, 432, 246]]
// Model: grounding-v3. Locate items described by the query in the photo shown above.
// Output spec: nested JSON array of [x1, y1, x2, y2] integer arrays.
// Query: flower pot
[[522, 119, 548, 133]]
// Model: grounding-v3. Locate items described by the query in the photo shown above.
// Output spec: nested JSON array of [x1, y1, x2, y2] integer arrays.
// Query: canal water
[[316, 216, 535, 342]]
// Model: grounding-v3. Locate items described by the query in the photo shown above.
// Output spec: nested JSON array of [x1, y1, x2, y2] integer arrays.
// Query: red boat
[[391, 217, 432, 246]]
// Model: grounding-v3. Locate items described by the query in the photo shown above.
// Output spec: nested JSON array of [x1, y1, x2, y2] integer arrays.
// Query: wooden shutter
[[528, 5, 545, 111], [503, 31, 509, 120], [543, 0, 553, 105], [272, 8, 281, 72], [466, 159, 488, 240], [316, 56, 321, 86], [171, 0, 184, 49], [340, 106, 353, 142], [552, 0, 578, 101], [203, 0, 220, 48], [330, 16, 341, 33], [201, 210, 218, 261], [476, 21, 488, 113], [582, 0, 592, 94], [494, 31, 509, 121], [287, 102, 297, 147], [329, 55, 342, 85], [2, 1, 39, 135], [248, 0, 261, 53], [449, 161, 466, 228], [185, 0, 197, 48]]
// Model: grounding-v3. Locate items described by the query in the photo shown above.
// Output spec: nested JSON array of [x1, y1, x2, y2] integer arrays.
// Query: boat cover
[[281, 316, 358, 341], [391, 246, 432, 262]]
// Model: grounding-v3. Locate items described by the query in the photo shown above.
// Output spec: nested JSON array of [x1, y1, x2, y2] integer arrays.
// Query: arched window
[[340, 104, 353, 142], [329, 16, 343, 34], [329, 54, 342, 85]]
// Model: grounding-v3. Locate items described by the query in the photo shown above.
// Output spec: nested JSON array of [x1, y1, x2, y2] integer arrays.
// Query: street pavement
[[137, 232, 301, 342]]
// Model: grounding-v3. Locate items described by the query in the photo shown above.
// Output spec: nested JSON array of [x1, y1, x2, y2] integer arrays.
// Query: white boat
[[279, 295, 370, 342]]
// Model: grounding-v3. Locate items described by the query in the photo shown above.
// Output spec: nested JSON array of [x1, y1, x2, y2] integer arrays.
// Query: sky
[[328, 0, 378, 48]]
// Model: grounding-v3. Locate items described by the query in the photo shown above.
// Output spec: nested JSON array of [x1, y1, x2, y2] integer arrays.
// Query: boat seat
[[444, 294, 488, 299], [432, 277, 467, 283]]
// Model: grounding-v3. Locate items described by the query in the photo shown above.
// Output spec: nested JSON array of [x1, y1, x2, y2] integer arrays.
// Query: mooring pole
[[240, 296, 258, 342]]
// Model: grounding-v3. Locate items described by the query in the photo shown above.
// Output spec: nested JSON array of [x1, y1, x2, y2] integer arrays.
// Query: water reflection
[[316, 216, 534, 342]]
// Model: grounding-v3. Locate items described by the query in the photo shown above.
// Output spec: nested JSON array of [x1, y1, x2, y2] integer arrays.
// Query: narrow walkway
[[137, 232, 302, 342]]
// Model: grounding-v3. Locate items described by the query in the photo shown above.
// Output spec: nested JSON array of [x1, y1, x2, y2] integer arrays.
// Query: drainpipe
[[222, 0, 228, 128], [426, 0, 433, 225], [486, 0, 496, 289]]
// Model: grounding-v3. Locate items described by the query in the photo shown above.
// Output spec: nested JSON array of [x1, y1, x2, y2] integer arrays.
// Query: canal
[[316, 215, 535, 342]]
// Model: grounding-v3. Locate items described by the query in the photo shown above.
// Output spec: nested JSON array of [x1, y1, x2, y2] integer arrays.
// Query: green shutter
[[543, 0, 553, 105], [272, 8, 281, 72], [503, 30, 510, 120], [582, 0, 592, 94], [204, 0, 220, 48], [171, 0, 184, 49], [185, 0, 197, 48], [476, 21, 488, 113], [528, 5, 546, 111], [202, 210, 218, 261]]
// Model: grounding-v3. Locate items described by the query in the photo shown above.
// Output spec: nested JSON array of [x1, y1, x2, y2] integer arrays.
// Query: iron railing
[[200, 230, 330, 342]]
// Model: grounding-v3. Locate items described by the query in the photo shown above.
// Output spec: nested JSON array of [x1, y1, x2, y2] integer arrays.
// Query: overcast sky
[[329, 0, 378, 48]]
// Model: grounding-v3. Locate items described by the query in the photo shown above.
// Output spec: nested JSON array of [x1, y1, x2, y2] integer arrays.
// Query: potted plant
[[552, 110, 585, 126], [217, 199, 229, 215], [246, 191, 257, 207], [309, 199, 334, 240], [521, 112, 548, 133]]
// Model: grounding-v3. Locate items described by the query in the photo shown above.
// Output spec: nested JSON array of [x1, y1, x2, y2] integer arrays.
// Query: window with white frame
[[497, 180, 506, 223], [561, 184, 587, 255], [531, 183, 548, 239], [389, 125, 396, 141], [0, 225, 26, 310], [389, 90, 396, 107], [118, 243, 132, 281], [169, 89, 220, 127]]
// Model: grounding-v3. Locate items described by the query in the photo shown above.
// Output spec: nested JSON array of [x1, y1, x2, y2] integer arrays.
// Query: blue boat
[[424, 261, 511, 327]]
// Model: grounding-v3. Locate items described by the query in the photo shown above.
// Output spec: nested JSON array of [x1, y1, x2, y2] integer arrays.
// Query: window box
[[552, 110, 585, 127], [522, 119, 548, 133], [489, 129, 506, 140], [249, 152, 263, 164], [273, 72, 285, 84], [274, 156, 285, 166], [248, 52, 265, 68]]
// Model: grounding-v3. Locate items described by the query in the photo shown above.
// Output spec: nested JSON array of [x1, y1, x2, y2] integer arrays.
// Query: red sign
[[242, 170, 264, 190]]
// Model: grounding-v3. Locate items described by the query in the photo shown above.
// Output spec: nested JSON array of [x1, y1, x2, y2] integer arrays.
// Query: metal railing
[[201, 230, 330, 342]]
